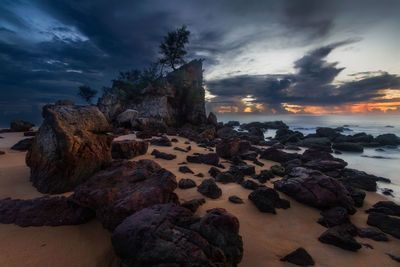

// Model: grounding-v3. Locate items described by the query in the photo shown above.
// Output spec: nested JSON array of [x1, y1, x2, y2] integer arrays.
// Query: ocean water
[[218, 115, 400, 200]]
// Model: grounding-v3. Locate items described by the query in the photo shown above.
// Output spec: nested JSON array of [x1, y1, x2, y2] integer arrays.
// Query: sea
[[218, 114, 400, 201]]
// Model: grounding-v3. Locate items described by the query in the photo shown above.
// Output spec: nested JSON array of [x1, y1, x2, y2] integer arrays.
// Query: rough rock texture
[[274, 167, 355, 214], [259, 147, 299, 163], [181, 198, 205, 212], [197, 178, 222, 199], [71, 160, 178, 230], [280, 247, 315, 266], [111, 140, 148, 159], [186, 153, 220, 166], [0, 196, 94, 227], [111, 204, 243, 267], [366, 201, 400, 216], [367, 213, 400, 239], [340, 169, 380, 192], [216, 138, 251, 159], [97, 93, 124, 122], [26, 104, 113, 194], [10, 119, 33, 132], [150, 136, 172, 146], [178, 178, 196, 189], [248, 187, 290, 213], [358, 228, 388, 241], [318, 225, 361, 251], [11, 138, 33, 151], [317, 207, 349, 227], [151, 149, 176, 160], [116, 109, 139, 128]]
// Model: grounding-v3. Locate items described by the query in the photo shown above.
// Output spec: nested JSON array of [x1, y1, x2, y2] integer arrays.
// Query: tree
[[77, 85, 97, 104], [159, 25, 190, 71]]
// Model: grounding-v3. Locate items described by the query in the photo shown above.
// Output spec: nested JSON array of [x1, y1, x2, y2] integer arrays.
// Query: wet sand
[[0, 132, 399, 266]]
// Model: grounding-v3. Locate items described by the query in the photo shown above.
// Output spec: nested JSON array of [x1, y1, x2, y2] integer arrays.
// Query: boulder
[[10, 138, 33, 151], [0, 196, 94, 227], [197, 179, 222, 199], [299, 137, 332, 151], [259, 148, 299, 163], [26, 104, 113, 194], [345, 186, 366, 207], [10, 120, 33, 132], [209, 166, 221, 178], [358, 228, 388, 241], [217, 127, 236, 139], [318, 225, 361, 251], [111, 204, 243, 266], [226, 121, 240, 127], [216, 172, 236, 184], [179, 166, 194, 174], [367, 213, 400, 239], [187, 153, 220, 166], [317, 207, 350, 227], [199, 128, 216, 140], [150, 136, 172, 146], [229, 195, 244, 204], [274, 167, 355, 214], [332, 142, 363, 152], [252, 170, 274, 183], [116, 109, 139, 127], [151, 149, 176, 160], [178, 178, 196, 189], [71, 160, 178, 230], [241, 180, 262, 190], [375, 133, 400, 146], [270, 165, 285, 176], [248, 187, 290, 213], [340, 168, 381, 192], [216, 138, 251, 159], [280, 247, 315, 266], [316, 127, 340, 140], [112, 140, 148, 159], [366, 201, 400, 216], [207, 112, 218, 126], [230, 163, 255, 175]]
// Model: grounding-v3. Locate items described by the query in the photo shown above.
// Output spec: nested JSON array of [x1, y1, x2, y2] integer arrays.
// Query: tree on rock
[[159, 25, 190, 71], [77, 85, 98, 104]]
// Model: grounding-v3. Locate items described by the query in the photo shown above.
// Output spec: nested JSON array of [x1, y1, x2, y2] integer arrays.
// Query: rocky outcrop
[[375, 133, 400, 146], [71, 160, 178, 230], [0, 196, 94, 227], [116, 109, 138, 128], [111, 140, 148, 159], [111, 204, 243, 266], [10, 120, 34, 132], [26, 104, 113, 194]]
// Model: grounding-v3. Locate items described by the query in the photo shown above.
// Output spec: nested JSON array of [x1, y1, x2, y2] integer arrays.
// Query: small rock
[[367, 213, 400, 238], [174, 147, 187, 152], [318, 225, 361, 251], [270, 165, 285, 176], [209, 167, 221, 178], [112, 140, 148, 159], [151, 149, 176, 160], [195, 173, 204, 177], [187, 153, 220, 166], [11, 138, 33, 151], [10, 120, 33, 132], [197, 178, 222, 199], [216, 172, 236, 184], [150, 136, 172, 146], [241, 180, 262, 190], [280, 247, 315, 266], [248, 187, 290, 213], [181, 198, 205, 212], [178, 166, 194, 174], [318, 207, 349, 228], [178, 178, 196, 189], [358, 228, 388, 241], [229, 196, 244, 204]]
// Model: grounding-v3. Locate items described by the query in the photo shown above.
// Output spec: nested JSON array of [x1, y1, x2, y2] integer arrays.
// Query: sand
[[0, 132, 399, 266]]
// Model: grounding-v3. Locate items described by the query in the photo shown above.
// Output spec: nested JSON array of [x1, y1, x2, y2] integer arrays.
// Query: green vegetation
[[159, 25, 190, 71], [77, 85, 97, 104]]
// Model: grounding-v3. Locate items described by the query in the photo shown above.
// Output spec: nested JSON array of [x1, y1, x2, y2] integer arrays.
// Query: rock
[[216, 172, 236, 184], [318, 225, 361, 251], [112, 140, 148, 159], [174, 146, 187, 152], [318, 207, 349, 227], [248, 187, 290, 213], [180, 198, 205, 212], [55, 99, 75, 106], [332, 142, 363, 152], [387, 253, 400, 263], [216, 138, 251, 159], [0, 196, 94, 227], [207, 112, 218, 126], [186, 153, 220, 166], [270, 165, 285, 176], [226, 121, 240, 127], [197, 178, 222, 199], [116, 109, 139, 128], [229, 196, 244, 204], [358, 228, 388, 241], [366, 201, 400, 216], [0, 151, 4, 155], [316, 127, 340, 140], [97, 92, 124, 122], [195, 173, 204, 177], [345, 186, 366, 207], [111, 204, 243, 267], [209, 166, 221, 178], [375, 133, 400, 146], [26, 104, 113, 194], [199, 127, 216, 140], [151, 149, 176, 160], [252, 170, 274, 183], [178, 166, 194, 174], [259, 147, 299, 163], [382, 188, 394, 197], [230, 163, 255, 175], [274, 167, 355, 214], [150, 136, 172, 146], [340, 168, 380, 192], [135, 130, 153, 139], [71, 160, 178, 230], [241, 121, 288, 130], [241, 180, 262, 190], [10, 120, 33, 132], [178, 178, 196, 189], [299, 137, 332, 151], [275, 128, 303, 144], [367, 213, 400, 239], [217, 127, 236, 139], [24, 131, 37, 136], [10, 138, 33, 151], [280, 247, 315, 266], [248, 127, 264, 138]]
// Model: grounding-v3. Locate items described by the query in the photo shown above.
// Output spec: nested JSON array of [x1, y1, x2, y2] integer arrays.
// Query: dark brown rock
[[112, 140, 148, 159], [11, 138, 33, 151], [187, 153, 220, 166], [358, 228, 388, 241], [366, 201, 400, 216], [248, 187, 290, 213], [181, 198, 205, 212], [178, 166, 194, 174], [216, 138, 251, 159], [23, 131, 38, 136], [229, 195, 244, 204], [71, 160, 178, 230], [198, 178, 222, 199], [280, 247, 315, 266], [135, 130, 153, 139], [26, 104, 113, 194], [367, 212, 400, 239], [318, 225, 362, 251], [178, 178, 196, 189], [10, 120, 33, 132], [318, 207, 349, 228], [259, 147, 299, 163], [151, 149, 176, 160], [150, 136, 172, 146]]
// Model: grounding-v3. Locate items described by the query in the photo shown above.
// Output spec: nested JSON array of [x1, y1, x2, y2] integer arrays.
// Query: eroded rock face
[[26, 104, 113, 194], [71, 159, 178, 230], [0, 196, 94, 227], [111, 204, 243, 267], [274, 167, 355, 214], [111, 140, 148, 159]]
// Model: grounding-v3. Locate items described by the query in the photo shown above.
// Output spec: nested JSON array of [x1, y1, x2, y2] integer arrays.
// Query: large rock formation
[[26, 104, 113, 194], [98, 60, 207, 129]]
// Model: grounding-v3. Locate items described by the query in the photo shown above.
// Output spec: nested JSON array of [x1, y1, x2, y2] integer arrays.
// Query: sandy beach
[[0, 132, 399, 267]]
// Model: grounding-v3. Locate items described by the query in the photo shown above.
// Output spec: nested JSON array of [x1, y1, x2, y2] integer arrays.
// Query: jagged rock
[[217, 127, 236, 139], [318, 207, 349, 227], [280, 247, 315, 266], [209, 166, 221, 178], [367, 213, 400, 239], [259, 147, 299, 163], [187, 153, 220, 166], [366, 201, 400, 216], [207, 112, 218, 126], [216, 138, 251, 159], [375, 133, 400, 146], [274, 167, 355, 214], [198, 178, 222, 199], [136, 130, 153, 139], [241, 121, 288, 130], [111, 204, 243, 267], [151, 149, 176, 160], [181, 198, 205, 212], [316, 127, 341, 140], [299, 137, 332, 151], [179, 166, 194, 174], [230, 163, 255, 175], [345, 186, 366, 207], [178, 178, 196, 189], [358, 228, 388, 241], [248, 187, 290, 213], [241, 180, 262, 190], [10, 120, 34, 132], [340, 168, 383, 192], [216, 172, 236, 184], [26, 104, 113, 194], [10, 138, 33, 151], [0, 196, 94, 227], [24, 131, 37, 136], [112, 140, 148, 159], [240, 151, 258, 161], [229, 196, 244, 204], [97, 93, 124, 122], [270, 165, 285, 176], [150, 136, 172, 146], [318, 225, 361, 251], [72, 160, 178, 230], [332, 142, 363, 152], [275, 128, 303, 144], [116, 109, 139, 128], [252, 170, 274, 183]]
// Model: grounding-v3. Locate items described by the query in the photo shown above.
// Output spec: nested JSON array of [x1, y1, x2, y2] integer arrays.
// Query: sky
[[0, 0, 400, 125]]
